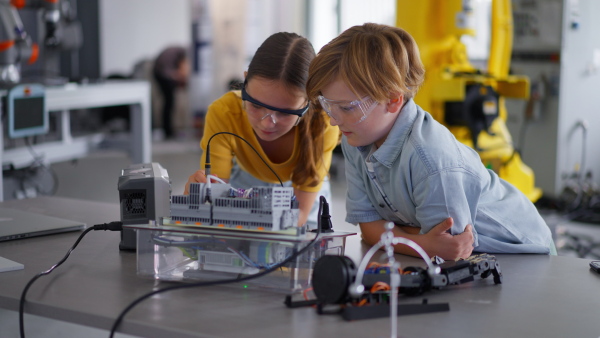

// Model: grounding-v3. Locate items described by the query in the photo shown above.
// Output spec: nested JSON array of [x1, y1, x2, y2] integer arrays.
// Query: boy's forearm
[[359, 221, 432, 258]]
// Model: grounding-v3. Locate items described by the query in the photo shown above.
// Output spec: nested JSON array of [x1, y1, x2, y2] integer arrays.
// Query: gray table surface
[[1, 197, 600, 338]]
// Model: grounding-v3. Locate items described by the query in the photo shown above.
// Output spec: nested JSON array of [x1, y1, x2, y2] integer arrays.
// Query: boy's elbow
[[358, 222, 383, 246], [360, 233, 377, 246]]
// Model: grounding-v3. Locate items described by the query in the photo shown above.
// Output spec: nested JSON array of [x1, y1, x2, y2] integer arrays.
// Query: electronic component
[[167, 182, 299, 232], [129, 196, 356, 292], [173, 131, 299, 233], [6, 84, 47, 138], [444, 84, 499, 150], [287, 253, 502, 321], [118, 163, 171, 250], [175, 239, 292, 276], [590, 261, 600, 274]]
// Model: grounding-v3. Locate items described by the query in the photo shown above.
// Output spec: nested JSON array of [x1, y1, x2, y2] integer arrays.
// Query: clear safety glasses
[[317, 95, 379, 125]]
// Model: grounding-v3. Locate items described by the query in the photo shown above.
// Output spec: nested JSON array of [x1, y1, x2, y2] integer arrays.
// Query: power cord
[[23, 137, 60, 196], [205, 131, 284, 186], [19, 221, 123, 338], [563, 120, 588, 212], [107, 196, 330, 338]]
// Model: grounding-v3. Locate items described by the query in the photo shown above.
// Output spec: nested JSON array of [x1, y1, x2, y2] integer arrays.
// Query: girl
[[185, 32, 339, 228]]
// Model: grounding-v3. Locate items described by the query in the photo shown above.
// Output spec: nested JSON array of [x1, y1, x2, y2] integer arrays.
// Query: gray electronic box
[[118, 163, 171, 250]]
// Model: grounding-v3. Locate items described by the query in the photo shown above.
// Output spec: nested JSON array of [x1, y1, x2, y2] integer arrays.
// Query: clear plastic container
[[127, 222, 355, 293]]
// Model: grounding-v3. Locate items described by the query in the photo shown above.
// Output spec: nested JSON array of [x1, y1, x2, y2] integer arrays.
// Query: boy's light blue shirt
[[343, 99, 553, 254]]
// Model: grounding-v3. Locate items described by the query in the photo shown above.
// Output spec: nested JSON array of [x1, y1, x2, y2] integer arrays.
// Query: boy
[[306, 23, 554, 260]]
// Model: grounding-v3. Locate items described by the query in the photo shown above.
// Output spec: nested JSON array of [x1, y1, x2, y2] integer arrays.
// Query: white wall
[[208, 0, 248, 98], [189, 0, 308, 115], [99, 0, 192, 77], [98, 0, 307, 120], [308, 0, 396, 54], [555, 0, 600, 195]]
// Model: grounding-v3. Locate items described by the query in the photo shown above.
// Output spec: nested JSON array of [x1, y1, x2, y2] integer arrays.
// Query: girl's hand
[[183, 170, 208, 195]]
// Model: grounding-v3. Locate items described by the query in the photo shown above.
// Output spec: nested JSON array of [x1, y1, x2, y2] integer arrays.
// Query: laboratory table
[[1, 197, 599, 338]]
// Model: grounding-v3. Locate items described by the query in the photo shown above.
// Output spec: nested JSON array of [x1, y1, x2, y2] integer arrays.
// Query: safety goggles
[[241, 81, 309, 117], [317, 95, 379, 125]]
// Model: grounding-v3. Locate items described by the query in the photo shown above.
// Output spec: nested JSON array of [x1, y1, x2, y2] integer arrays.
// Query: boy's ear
[[387, 95, 404, 113]]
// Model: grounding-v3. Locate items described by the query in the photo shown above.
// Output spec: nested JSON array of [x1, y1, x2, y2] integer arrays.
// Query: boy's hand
[[424, 217, 474, 260], [184, 170, 208, 195]]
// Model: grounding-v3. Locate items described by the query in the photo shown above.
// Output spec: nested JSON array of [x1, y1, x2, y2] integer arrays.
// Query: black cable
[[205, 132, 284, 186], [108, 196, 329, 338], [501, 111, 531, 168], [23, 137, 60, 196], [561, 231, 600, 259], [563, 121, 588, 212], [572, 121, 588, 211], [19, 221, 123, 338]]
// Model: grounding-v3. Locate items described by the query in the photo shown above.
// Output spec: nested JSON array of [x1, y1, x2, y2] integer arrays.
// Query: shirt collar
[[357, 98, 419, 168]]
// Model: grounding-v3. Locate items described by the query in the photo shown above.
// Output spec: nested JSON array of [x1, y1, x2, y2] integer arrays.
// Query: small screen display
[[13, 96, 45, 131]]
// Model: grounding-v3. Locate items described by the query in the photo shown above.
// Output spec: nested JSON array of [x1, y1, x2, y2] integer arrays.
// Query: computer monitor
[[7, 84, 48, 139]]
